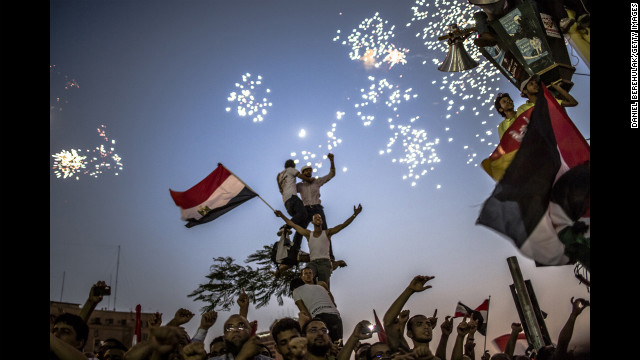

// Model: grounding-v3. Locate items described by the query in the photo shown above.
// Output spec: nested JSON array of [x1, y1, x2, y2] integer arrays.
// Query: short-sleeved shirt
[[277, 167, 299, 203], [296, 169, 335, 206], [293, 283, 340, 317]]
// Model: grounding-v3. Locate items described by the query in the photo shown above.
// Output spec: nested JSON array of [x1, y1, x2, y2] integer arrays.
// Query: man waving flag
[[477, 81, 590, 268], [170, 163, 259, 228]]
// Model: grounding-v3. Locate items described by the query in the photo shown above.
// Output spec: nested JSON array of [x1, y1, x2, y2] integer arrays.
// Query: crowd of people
[[50, 274, 589, 360], [52, 114, 589, 360]]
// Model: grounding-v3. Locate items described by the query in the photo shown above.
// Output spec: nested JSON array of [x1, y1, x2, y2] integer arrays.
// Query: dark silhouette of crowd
[[50, 275, 589, 360]]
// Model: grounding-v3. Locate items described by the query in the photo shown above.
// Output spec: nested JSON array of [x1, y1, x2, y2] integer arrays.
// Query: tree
[[188, 245, 302, 313]]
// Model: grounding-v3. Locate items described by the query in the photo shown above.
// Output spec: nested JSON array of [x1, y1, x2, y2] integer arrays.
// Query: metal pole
[[60, 271, 65, 302], [220, 163, 275, 212], [506, 256, 545, 351], [114, 245, 120, 311]]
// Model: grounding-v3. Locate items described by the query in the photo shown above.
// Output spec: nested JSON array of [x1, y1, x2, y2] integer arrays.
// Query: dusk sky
[[50, 0, 590, 356]]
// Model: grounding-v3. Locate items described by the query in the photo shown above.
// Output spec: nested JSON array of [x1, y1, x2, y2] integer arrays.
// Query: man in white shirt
[[275, 203, 362, 289], [291, 277, 343, 345], [296, 153, 342, 267], [277, 159, 315, 267]]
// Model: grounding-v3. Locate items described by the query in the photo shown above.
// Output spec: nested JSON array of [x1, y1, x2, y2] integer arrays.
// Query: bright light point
[[299, 129, 306, 137], [342, 167, 347, 172], [436, 184, 441, 189]]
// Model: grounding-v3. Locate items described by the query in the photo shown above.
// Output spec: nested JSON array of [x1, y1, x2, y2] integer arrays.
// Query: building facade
[[50, 301, 156, 354]]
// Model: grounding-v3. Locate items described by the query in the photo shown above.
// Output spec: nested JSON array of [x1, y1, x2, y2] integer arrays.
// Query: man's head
[[311, 214, 323, 227], [355, 343, 371, 360], [489, 354, 511, 360], [494, 93, 513, 117], [271, 317, 303, 360], [52, 313, 89, 351], [222, 314, 252, 355], [520, 75, 540, 98], [209, 336, 226, 357], [301, 267, 316, 284], [284, 159, 296, 169], [406, 314, 433, 343], [98, 338, 128, 360], [301, 165, 313, 177], [302, 318, 331, 356], [290, 277, 306, 293], [366, 342, 392, 360], [103, 347, 127, 360]]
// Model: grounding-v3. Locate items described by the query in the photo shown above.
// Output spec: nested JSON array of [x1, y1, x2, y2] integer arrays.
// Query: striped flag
[[477, 82, 590, 267], [493, 332, 528, 353], [170, 163, 258, 228], [453, 299, 490, 336], [373, 309, 388, 343], [481, 106, 534, 182]]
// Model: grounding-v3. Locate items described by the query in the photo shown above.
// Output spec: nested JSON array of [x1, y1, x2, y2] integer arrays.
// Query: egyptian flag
[[373, 309, 388, 343], [170, 163, 258, 228], [482, 106, 535, 182], [493, 332, 528, 353], [134, 304, 142, 344], [453, 299, 489, 336], [477, 82, 590, 267]]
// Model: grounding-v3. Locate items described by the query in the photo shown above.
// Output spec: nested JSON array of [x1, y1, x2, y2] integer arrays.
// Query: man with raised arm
[[382, 275, 439, 359], [275, 203, 362, 289]]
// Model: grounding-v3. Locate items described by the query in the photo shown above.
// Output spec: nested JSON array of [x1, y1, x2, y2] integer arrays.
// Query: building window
[[91, 317, 101, 325], [106, 318, 114, 325], [120, 319, 127, 326]]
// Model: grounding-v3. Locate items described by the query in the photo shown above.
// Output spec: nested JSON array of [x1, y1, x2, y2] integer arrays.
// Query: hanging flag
[[481, 106, 534, 182], [170, 163, 258, 228], [476, 82, 590, 267], [493, 332, 528, 353], [453, 299, 489, 336], [134, 304, 141, 344], [373, 309, 388, 343]]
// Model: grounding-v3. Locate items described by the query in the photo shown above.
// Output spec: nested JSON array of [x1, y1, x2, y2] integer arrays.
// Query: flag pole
[[484, 295, 490, 354], [219, 163, 275, 212]]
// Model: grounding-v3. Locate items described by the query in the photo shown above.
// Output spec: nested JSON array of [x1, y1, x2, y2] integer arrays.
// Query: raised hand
[[168, 308, 195, 327], [148, 312, 163, 328], [456, 316, 471, 336], [200, 310, 218, 329], [426, 309, 438, 328], [570, 297, 590, 316], [440, 315, 453, 336], [408, 275, 435, 293]]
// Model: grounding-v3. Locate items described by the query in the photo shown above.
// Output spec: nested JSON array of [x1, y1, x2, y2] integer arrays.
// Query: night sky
[[50, 0, 590, 356]]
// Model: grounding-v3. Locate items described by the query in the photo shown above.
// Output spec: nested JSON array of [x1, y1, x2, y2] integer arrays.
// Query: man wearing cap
[[296, 153, 346, 271], [516, 74, 578, 118]]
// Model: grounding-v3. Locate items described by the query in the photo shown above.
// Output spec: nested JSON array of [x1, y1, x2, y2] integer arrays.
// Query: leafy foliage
[[188, 245, 302, 313]]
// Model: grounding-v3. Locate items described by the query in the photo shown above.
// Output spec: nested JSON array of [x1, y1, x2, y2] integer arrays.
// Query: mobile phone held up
[[93, 285, 112, 296]]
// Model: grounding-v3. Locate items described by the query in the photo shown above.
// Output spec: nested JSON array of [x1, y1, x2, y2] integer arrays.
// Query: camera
[[361, 321, 379, 335], [93, 285, 111, 296]]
